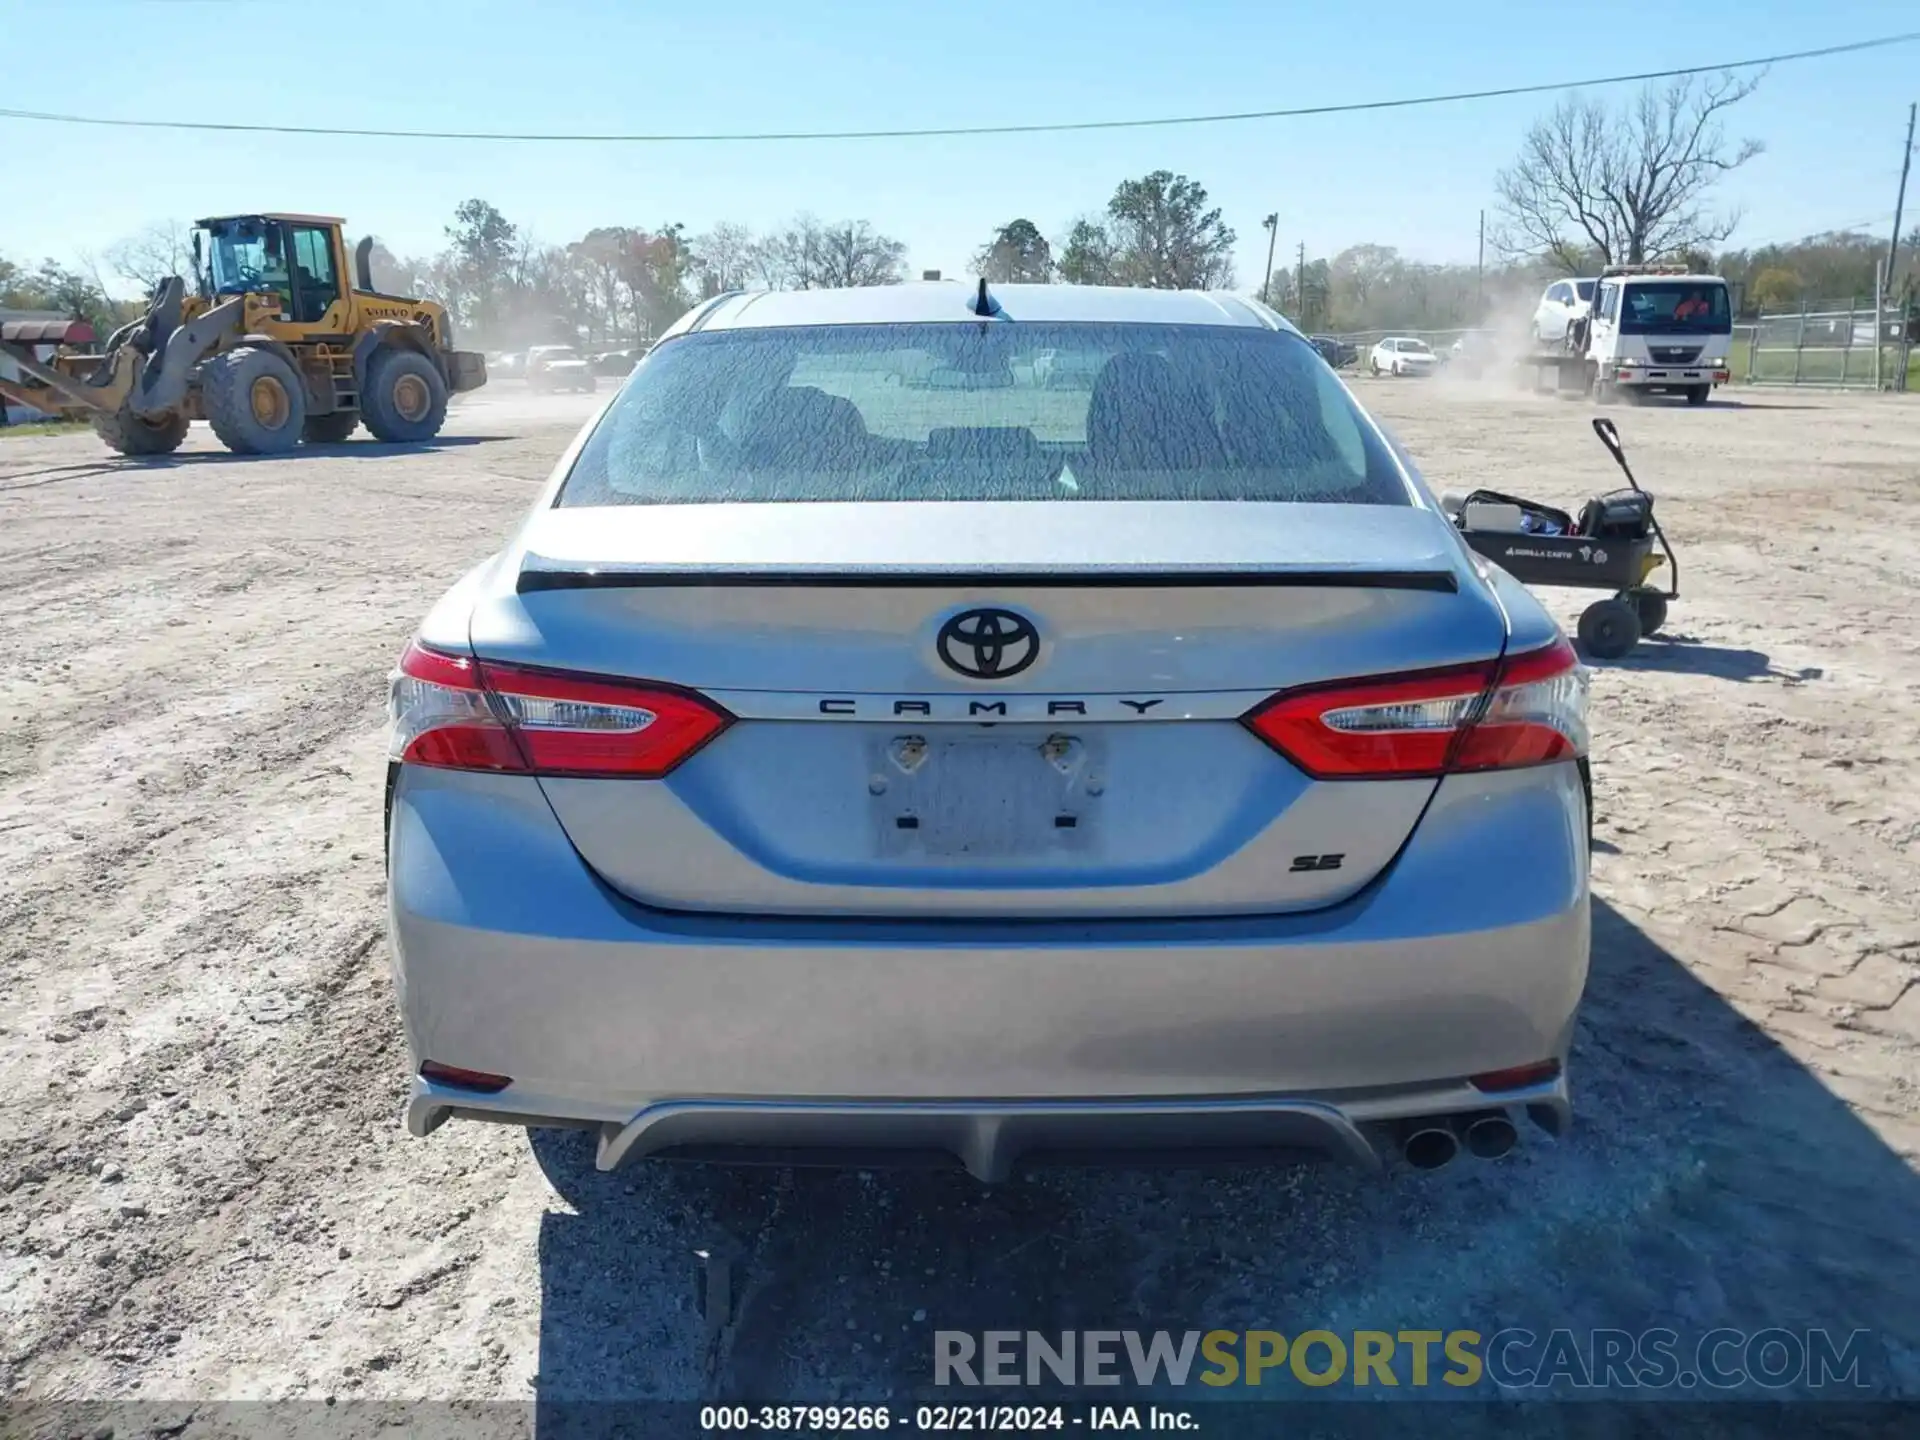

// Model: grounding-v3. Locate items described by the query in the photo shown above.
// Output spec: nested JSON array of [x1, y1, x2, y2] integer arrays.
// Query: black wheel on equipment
[[302, 412, 358, 445], [362, 347, 449, 444], [1626, 587, 1668, 636], [1578, 597, 1642, 660], [91, 406, 188, 457], [1685, 384, 1710, 407], [203, 345, 307, 455]]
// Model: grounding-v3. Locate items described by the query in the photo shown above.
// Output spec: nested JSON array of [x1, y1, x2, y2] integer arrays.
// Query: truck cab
[[1529, 264, 1733, 406], [1586, 268, 1733, 405]]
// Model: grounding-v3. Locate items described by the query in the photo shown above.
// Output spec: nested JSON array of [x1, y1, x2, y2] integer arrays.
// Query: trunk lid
[[469, 501, 1505, 918]]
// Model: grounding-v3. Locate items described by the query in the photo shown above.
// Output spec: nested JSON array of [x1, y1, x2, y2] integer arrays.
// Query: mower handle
[[1589, 416, 1640, 491], [1588, 416, 1677, 601]]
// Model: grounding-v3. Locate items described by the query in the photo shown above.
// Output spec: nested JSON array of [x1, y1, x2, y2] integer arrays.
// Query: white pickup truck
[[1529, 265, 1734, 406]]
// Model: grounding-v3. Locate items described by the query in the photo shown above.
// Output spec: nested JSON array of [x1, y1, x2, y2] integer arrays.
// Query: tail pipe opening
[[1457, 1109, 1519, 1160], [1399, 1119, 1459, 1170]]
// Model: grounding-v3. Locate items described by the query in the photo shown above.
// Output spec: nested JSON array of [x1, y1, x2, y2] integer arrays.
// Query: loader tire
[[204, 346, 307, 455], [362, 349, 448, 444], [302, 412, 359, 445], [92, 407, 188, 457]]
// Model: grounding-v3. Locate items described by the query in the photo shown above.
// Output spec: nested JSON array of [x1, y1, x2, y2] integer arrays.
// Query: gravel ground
[[2, 378, 1917, 1426]]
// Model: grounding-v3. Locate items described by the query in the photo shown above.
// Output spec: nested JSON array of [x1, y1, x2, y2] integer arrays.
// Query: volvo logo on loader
[[936, 608, 1041, 680]]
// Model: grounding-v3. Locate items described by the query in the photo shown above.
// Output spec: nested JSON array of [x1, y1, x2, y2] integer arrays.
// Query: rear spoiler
[[515, 564, 1460, 595]]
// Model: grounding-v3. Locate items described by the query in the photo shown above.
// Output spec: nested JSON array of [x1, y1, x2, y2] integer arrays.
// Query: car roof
[[677, 282, 1297, 335]]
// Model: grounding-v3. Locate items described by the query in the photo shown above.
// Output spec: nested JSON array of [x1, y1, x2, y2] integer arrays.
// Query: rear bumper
[[388, 763, 1590, 1178]]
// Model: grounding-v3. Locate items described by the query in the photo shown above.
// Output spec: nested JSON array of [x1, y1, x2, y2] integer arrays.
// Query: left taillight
[[1242, 637, 1587, 780], [388, 640, 731, 779]]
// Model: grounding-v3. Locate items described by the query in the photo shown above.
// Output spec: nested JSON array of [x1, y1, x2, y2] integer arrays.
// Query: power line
[[1736, 213, 1896, 248], [1, 32, 1916, 146]]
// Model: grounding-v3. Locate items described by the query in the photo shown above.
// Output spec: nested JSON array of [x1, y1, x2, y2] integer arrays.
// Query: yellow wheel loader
[[0, 214, 486, 456]]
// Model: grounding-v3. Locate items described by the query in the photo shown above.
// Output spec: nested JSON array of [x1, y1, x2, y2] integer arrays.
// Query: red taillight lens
[[388, 643, 528, 772], [1448, 639, 1588, 772], [388, 641, 731, 779], [1242, 638, 1586, 779], [419, 1059, 513, 1093], [1469, 1058, 1562, 1092]]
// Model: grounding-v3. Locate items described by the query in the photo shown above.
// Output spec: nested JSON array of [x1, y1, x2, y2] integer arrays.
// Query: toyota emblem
[[936, 607, 1041, 680]]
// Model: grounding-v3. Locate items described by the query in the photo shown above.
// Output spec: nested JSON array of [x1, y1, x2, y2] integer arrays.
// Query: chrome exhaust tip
[[1401, 1122, 1459, 1171], [1460, 1111, 1519, 1160]]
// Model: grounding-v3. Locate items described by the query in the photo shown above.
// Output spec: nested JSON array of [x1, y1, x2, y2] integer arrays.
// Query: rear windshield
[[557, 322, 1410, 507], [1619, 282, 1731, 334]]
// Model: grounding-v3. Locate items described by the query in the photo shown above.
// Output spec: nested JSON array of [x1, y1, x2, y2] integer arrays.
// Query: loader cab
[[195, 214, 348, 330]]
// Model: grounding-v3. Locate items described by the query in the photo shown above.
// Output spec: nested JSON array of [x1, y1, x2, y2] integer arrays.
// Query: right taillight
[[1243, 638, 1587, 779], [388, 640, 731, 779], [1448, 638, 1589, 772]]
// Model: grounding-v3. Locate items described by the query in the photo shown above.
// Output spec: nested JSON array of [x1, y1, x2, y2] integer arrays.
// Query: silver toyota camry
[[386, 282, 1591, 1181]]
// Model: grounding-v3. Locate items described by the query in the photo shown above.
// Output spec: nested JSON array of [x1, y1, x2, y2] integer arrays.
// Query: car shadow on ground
[[527, 898, 1919, 1424], [1603, 636, 1823, 684]]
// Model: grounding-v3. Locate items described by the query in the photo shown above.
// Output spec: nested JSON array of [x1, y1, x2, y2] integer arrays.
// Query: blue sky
[[2, 0, 1914, 293]]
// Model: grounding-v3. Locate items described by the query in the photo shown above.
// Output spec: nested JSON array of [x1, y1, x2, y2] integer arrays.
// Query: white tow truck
[[1527, 263, 1734, 406]]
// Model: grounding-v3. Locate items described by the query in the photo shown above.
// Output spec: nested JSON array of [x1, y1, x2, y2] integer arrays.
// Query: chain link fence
[[1733, 297, 1915, 390]]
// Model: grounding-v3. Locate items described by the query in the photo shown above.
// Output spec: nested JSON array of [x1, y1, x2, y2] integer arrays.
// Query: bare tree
[[1495, 73, 1764, 271], [763, 215, 905, 289], [813, 220, 906, 288], [748, 232, 790, 290], [104, 220, 194, 294], [766, 214, 827, 289], [691, 222, 759, 295]]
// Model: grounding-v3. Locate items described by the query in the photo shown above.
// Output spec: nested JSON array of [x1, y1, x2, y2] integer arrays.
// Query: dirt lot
[[2, 378, 1918, 1423]]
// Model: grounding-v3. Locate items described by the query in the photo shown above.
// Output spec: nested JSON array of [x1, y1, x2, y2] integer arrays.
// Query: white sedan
[[1369, 338, 1437, 377]]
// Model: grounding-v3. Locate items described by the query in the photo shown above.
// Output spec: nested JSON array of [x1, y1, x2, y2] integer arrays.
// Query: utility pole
[[1477, 209, 1486, 314], [1888, 103, 1916, 297], [1296, 241, 1307, 327], [1261, 213, 1279, 307]]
